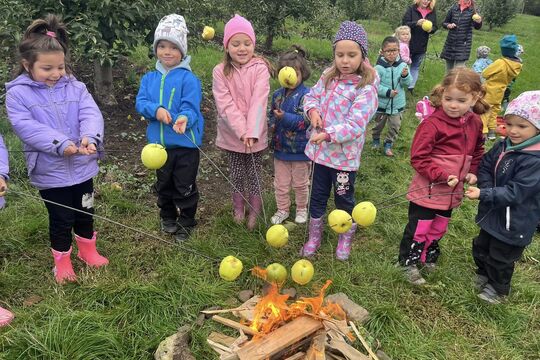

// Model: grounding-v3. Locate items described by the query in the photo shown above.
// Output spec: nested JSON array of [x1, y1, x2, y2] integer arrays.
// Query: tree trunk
[[264, 30, 274, 51], [93, 59, 117, 106]]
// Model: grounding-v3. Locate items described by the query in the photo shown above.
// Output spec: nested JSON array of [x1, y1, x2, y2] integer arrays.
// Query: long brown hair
[[17, 14, 70, 76], [323, 58, 377, 89], [430, 67, 490, 114]]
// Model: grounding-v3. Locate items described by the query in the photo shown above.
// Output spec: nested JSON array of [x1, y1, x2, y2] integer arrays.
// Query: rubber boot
[[51, 247, 77, 284], [0, 307, 14, 327], [247, 195, 262, 231], [232, 193, 245, 224], [300, 217, 324, 257], [75, 232, 109, 267], [336, 223, 357, 261]]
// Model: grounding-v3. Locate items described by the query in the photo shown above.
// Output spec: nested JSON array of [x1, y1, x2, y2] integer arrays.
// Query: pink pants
[[273, 158, 311, 212]]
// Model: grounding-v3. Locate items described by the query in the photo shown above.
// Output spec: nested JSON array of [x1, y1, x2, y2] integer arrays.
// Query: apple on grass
[[266, 263, 288, 284], [219, 255, 243, 281], [141, 143, 167, 170], [328, 209, 353, 234], [266, 224, 289, 248], [291, 259, 314, 285]]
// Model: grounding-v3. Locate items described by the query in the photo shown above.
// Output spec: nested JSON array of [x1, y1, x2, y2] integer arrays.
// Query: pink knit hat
[[223, 14, 256, 48], [505, 91, 540, 130]]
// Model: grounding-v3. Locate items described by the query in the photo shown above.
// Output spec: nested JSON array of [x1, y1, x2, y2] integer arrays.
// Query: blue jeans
[[409, 53, 425, 89], [309, 163, 356, 219]]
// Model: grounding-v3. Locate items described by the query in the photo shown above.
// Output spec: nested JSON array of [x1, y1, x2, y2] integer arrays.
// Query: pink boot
[[51, 247, 77, 284], [336, 223, 357, 261], [232, 193, 245, 224], [247, 195, 263, 231], [0, 306, 14, 327], [75, 232, 109, 267], [300, 217, 324, 257]]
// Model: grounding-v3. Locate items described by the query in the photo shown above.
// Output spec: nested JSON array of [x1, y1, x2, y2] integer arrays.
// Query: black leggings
[[40, 179, 94, 251]]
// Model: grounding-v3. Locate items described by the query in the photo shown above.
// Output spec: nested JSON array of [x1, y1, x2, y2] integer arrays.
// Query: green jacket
[[375, 56, 411, 115]]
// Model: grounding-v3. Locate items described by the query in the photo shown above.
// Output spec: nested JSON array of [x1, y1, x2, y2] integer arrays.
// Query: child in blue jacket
[[465, 91, 540, 304], [268, 45, 311, 225], [372, 36, 412, 156], [136, 14, 204, 242]]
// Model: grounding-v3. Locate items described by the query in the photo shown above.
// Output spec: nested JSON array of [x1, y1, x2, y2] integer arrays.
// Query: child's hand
[[0, 177, 7, 197], [78, 137, 97, 155], [390, 90, 399, 98], [308, 109, 323, 129], [465, 186, 480, 200], [416, 19, 426, 26], [447, 175, 459, 187], [447, 23, 457, 29], [273, 109, 284, 120], [173, 116, 187, 134], [64, 143, 79, 156], [243, 137, 255, 148], [401, 67, 409, 77], [310, 132, 327, 145], [156, 108, 172, 125], [472, 15, 482, 23], [465, 173, 477, 185]]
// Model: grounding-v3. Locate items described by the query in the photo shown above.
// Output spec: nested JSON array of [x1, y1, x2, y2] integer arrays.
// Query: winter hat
[[153, 14, 189, 56], [334, 21, 369, 57], [500, 34, 519, 58], [223, 14, 256, 48], [476, 45, 490, 59], [505, 91, 540, 130]]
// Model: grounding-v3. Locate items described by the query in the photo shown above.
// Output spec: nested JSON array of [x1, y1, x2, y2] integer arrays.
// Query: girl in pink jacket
[[212, 15, 272, 230], [300, 21, 379, 261]]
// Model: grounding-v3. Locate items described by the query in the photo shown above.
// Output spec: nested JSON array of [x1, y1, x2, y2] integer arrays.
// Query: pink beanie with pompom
[[223, 14, 256, 48]]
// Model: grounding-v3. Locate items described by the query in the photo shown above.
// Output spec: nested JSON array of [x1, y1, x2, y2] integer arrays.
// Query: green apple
[[421, 20, 433, 32], [278, 66, 298, 89], [266, 263, 288, 284], [202, 26, 215, 40], [328, 209, 353, 234], [266, 224, 289, 248], [141, 143, 168, 170], [219, 255, 243, 281], [472, 13, 481, 21], [352, 201, 377, 227], [291, 259, 314, 285]]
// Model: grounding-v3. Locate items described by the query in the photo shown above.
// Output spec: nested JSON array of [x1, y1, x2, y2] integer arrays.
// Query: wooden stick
[[207, 339, 233, 354], [201, 307, 252, 315], [348, 321, 379, 360], [212, 315, 259, 336]]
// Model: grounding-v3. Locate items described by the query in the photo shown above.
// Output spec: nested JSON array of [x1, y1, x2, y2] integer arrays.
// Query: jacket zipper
[[159, 74, 168, 146], [493, 149, 512, 231], [49, 87, 74, 183]]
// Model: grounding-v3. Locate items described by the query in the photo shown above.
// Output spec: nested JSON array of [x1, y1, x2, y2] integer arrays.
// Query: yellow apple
[[202, 26, 215, 40], [472, 13, 481, 21], [421, 20, 433, 32], [278, 66, 298, 89], [141, 143, 167, 170], [266, 224, 289, 248], [110, 182, 123, 191], [328, 209, 353, 234], [266, 263, 288, 284], [352, 201, 377, 227], [291, 259, 314, 285], [219, 255, 243, 281]]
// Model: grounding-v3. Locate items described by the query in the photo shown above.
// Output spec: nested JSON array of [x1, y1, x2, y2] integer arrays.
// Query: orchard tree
[[477, 0, 520, 30]]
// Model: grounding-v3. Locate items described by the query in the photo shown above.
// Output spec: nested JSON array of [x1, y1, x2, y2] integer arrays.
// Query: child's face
[[156, 40, 183, 70], [380, 42, 400, 64], [441, 86, 478, 118], [227, 33, 254, 66], [505, 115, 539, 145], [334, 40, 363, 75], [24, 51, 65, 87], [398, 31, 410, 43]]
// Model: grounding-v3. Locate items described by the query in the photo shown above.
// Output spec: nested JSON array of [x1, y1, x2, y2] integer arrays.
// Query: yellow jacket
[[482, 57, 522, 104]]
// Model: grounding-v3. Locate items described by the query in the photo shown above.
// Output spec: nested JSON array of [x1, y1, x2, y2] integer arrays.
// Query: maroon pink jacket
[[407, 108, 484, 210]]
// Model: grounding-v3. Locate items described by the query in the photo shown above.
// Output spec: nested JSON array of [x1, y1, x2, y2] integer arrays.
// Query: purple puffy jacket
[[5, 74, 103, 190], [0, 135, 8, 208]]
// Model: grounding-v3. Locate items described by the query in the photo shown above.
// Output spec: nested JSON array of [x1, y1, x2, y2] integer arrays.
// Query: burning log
[[212, 315, 259, 336]]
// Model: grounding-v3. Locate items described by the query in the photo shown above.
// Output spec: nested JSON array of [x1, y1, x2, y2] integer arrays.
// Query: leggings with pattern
[[226, 150, 263, 196]]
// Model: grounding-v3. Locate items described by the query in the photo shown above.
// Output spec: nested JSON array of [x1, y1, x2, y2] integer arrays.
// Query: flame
[[247, 271, 348, 337]]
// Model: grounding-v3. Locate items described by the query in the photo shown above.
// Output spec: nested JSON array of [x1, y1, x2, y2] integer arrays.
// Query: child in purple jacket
[[0, 135, 15, 326], [5, 15, 108, 284]]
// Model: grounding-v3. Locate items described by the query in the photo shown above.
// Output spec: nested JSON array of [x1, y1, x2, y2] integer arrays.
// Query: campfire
[[203, 267, 379, 360]]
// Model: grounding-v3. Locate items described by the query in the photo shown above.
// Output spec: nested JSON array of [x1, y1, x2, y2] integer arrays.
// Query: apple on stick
[[278, 66, 298, 89], [352, 201, 377, 227], [291, 259, 314, 285], [266, 224, 289, 248], [328, 209, 353, 234], [219, 255, 243, 281], [266, 263, 288, 284], [141, 143, 168, 170]]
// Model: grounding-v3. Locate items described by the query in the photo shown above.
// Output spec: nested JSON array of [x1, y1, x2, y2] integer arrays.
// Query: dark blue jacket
[[136, 56, 204, 149], [476, 138, 540, 247], [268, 83, 310, 161]]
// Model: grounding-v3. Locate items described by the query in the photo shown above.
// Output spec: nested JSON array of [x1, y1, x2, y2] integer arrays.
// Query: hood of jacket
[[500, 57, 522, 78], [429, 107, 477, 127], [5, 73, 71, 91]]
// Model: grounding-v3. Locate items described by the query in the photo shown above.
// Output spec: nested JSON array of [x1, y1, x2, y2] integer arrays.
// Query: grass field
[[1, 14, 539, 360]]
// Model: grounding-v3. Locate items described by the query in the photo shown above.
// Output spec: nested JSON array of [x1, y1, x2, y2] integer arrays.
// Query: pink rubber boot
[[51, 247, 77, 284], [300, 217, 324, 257], [75, 232, 109, 267], [247, 195, 263, 231], [336, 223, 357, 261], [232, 193, 245, 224], [0, 306, 14, 327]]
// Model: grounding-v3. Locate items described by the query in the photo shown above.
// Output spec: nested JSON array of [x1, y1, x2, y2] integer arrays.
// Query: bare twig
[[349, 321, 380, 360]]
